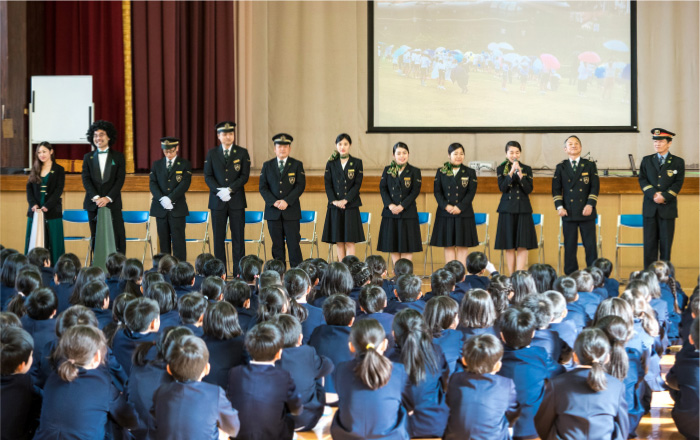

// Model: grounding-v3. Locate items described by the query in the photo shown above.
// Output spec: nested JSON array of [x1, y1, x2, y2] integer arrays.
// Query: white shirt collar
[[250, 360, 276, 366]]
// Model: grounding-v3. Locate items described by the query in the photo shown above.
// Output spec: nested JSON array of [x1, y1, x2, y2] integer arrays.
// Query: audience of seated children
[[52, 256, 77, 313], [201, 301, 249, 390], [311, 262, 353, 309], [554, 276, 588, 333], [227, 322, 303, 440], [423, 268, 456, 303], [27, 247, 54, 288], [665, 317, 699, 440], [385, 274, 425, 314], [112, 297, 161, 374], [170, 262, 197, 298], [593, 257, 620, 299], [223, 280, 258, 332], [457, 288, 499, 339], [355, 285, 395, 356], [444, 334, 520, 440], [105, 252, 126, 305], [284, 268, 324, 344], [78, 280, 112, 329], [425, 296, 464, 376], [177, 293, 207, 337], [152, 334, 240, 439]]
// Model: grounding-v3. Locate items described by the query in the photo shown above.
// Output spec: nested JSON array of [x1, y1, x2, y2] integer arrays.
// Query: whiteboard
[[30, 75, 93, 144]]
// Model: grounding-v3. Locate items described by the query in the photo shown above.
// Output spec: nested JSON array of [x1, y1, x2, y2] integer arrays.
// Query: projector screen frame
[[367, 1, 639, 134]]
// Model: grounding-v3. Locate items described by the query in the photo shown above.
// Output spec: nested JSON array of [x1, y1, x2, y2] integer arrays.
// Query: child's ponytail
[[350, 319, 392, 390], [594, 316, 629, 381], [55, 325, 107, 382], [6, 293, 27, 318], [392, 309, 438, 385], [574, 328, 610, 392]]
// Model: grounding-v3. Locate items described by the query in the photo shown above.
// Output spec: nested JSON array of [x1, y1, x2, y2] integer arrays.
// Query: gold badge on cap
[[654, 129, 660, 135]]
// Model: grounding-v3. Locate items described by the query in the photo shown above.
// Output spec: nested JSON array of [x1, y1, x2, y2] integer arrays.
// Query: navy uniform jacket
[[496, 162, 534, 214], [149, 157, 192, 218], [324, 155, 363, 207], [433, 165, 477, 218], [331, 359, 412, 440], [549, 320, 578, 355], [379, 164, 422, 219], [20, 316, 57, 381], [34, 367, 140, 439], [92, 308, 113, 330], [385, 299, 426, 315], [564, 301, 589, 333], [433, 329, 464, 376], [81, 149, 126, 211], [535, 368, 629, 440], [226, 363, 303, 440], [300, 302, 325, 345], [638, 153, 685, 219], [40, 267, 55, 289], [235, 306, 258, 333], [203, 144, 251, 210], [531, 328, 564, 365], [159, 310, 180, 329], [112, 329, 159, 375], [605, 277, 621, 298], [458, 325, 499, 342], [464, 274, 490, 289], [173, 284, 197, 299], [354, 312, 396, 356], [552, 158, 600, 221], [202, 335, 249, 390], [308, 325, 353, 393], [259, 157, 306, 221], [153, 379, 240, 440], [127, 360, 171, 440], [577, 290, 602, 322], [444, 372, 519, 440], [106, 276, 121, 306], [665, 349, 699, 440], [26, 162, 65, 219], [52, 282, 75, 313], [276, 345, 334, 430], [1, 373, 42, 440]]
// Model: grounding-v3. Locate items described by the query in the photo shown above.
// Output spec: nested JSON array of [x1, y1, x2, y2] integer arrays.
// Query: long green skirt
[[25, 216, 65, 265]]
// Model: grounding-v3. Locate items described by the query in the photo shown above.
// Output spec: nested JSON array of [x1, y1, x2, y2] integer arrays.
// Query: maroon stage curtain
[[132, 1, 235, 171], [43, 1, 125, 160]]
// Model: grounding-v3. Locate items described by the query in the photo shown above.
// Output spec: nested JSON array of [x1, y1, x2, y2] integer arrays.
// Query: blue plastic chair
[[185, 211, 211, 255], [226, 211, 266, 264], [123, 210, 153, 264], [299, 211, 319, 259], [63, 209, 92, 266], [615, 214, 643, 278], [474, 213, 490, 260]]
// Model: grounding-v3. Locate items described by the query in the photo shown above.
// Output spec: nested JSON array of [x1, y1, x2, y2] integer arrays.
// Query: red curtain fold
[[43, 1, 125, 160], [132, 1, 236, 171]]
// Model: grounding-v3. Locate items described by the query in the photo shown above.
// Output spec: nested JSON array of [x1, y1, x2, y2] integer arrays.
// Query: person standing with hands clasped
[[638, 128, 685, 268], [552, 135, 600, 275]]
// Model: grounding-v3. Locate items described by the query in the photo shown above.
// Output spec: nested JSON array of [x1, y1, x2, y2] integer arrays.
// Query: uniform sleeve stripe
[[668, 190, 677, 196], [642, 185, 653, 191]]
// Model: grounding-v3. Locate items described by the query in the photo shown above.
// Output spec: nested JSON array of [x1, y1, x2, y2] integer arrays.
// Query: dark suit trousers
[[88, 206, 126, 256], [643, 214, 675, 268], [562, 218, 597, 275], [211, 206, 245, 276], [156, 214, 186, 261], [268, 219, 302, 268]]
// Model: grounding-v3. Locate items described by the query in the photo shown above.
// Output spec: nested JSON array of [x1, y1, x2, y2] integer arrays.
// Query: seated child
[[284, 268, 324, 344], [78, 280, 112, 329], [521, 294, 567, 365], [355, 285, 395, 356], [201, 301, 249, 390], [112, 297, 160, 374], [223, 280, 258, 333], [665, 317, 699, 440], [105, 252, 126, 306], [193, 253, 215, 290], [16, 287, 58, 379], [27, 247, 54, 288], [384, 258, 413, 303], [554, 276, 588, 333], [457, 288, 498, 339], [364, 254, 392, 299], [385, 274, 425, 314], [571, 270, 602, 322], [349, 262, 372, 315], [593, 257, 620, 299], [177, 293, 207, 337], [587, 266, 610, 301], [445, 260, 469, 304], [52, 257, 77, 314], [200, 276, 225, 303], [144, 282, 179, 329], [170, 262, 198, 298], [425, 296, 464, 376], [545, 290, 577, 355], [423, 268, 456, 303], [464, 252, 498, 290]]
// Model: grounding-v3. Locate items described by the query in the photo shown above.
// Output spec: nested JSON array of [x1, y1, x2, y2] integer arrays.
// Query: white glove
[[159, 196, 173, 210], [485, 261, 497, 275], [220, 192, 231, 202], [216, 188, 230, 200]]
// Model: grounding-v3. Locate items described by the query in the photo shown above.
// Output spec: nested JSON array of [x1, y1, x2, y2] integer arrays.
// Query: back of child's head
[[626, 279, 651, 301], [342, 255, 361, 268], [202, 258, 225, 279], [620, 289, 660, 337], [510, 270, 537, 304], [119, 259, 142, 297], [430, 269, 456, 296], [270, 314, 302, 348], [54, 258, 77, 284], [1, 253, 28, 288], [15, 267, 42, 296], [528, 263, 557, 293], [319, 262, 353, 298], [194, 253, 215, 276], [259, 270, 282, 290], [150, 253, 166, 271], [312, 258, 329, 276], [349, 318, 392, 390], [544, 291, 567, 321], [553, 276, 578, 302], [466, 252, 489, 275], [364, 255, 387, 286], [166, 335, 209, 381], [359, 285, 387, 314], [424, 296, 458, 337], [350, 262, 372, 289], [585, 267, 606, 289], [56, 305, 98, 338], [55, 325, 107, 382], [637, 270, 662, 300], [145, 282, 177, 314], [488, 274, 512, 317], [263, 259, 286, 278], [395, 274, 421, 302], [520, 294, 553, 330], [124, 297, 160, 333], [392, 309, 439, 385], [79, 280, 110, 309], [0, 248, 18, 268], [245, 321, 283, 362], [593, 297, 634, 329], [178, 293, 208, 325], [104, 293, 137, 344], [142, 272, 165, 295], [239, 255, 263, 283], [223, 280, 251, 308], [593, 315, 630, 381], [27, 247, 51, 269], [459, 289, 496, 329], [105, 252, 126, 278], [462, 333, 503, 374], [322, 294, 356, 326], [574, 328, 611, 392], [499, 307, 537, 349], [7, 273, 46, 318], [650, 261, 682, 313], [571, 270, 594, 293], [443, 260, 465, 283], [1, 326, 33, 375], [134, 325, 193, 367], [257, 285, 289, 323], [592, 258, 613, 278], [158, 255, 178, 276], [0, 311, 22, 331], [284, 268, 311, 300], [692, 317, 699, 349], [201, 276, 225, 302], [203, 301, 242, 340], [57, 252, 81, 274], [170, 262, 195, 288], [393, 258, 414, 280], [297, 261, 319, 286], [23, 287, 59, 320]]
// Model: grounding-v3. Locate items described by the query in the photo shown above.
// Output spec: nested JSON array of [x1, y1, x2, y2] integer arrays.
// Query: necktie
[[167, 160, 172, 172], [658, 156, 664, 167], [224, 149, 230, 160], [279, 160, 285, 173], [572, 160, 577, 172]]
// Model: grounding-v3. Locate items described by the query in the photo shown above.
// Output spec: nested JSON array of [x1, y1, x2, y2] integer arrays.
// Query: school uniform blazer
[[127, 360, 171, 440], [308, 325, 353, 393], [458, 326, 499, 341], [379, 164, 422, 219], [21, 316, 57, 380], [385, 299, 426, 315], [496, 162, 534, 214], [552, 158, 600, 221], [202, 334, 249, 390], [532, 328, 564, 365], [81, 148, 126, 211], [549, 321, 577, 355], [54, 282, 75, 314], [666, 350, 700, 440], [226, 363, 303, 440], [34, 367, 140, 440], [173, 284, 197, 299], [331, 359, 412, 440], [235, 306, 258, 333], [112, 329, 159, 375], [433, 165, 477, 218], [434, 328, 465, 376], [26, 162, 65, 219], [324, 155, 363, 207], [276, 345, 334, 429], [152, 379, 240, 440], [1, 373, 42, 440], [464, 274, 490, 289], [564, 301, 590, 333], [149, 156, 192, 218], [534, 368, 629, 440], [444, 372, 520, 440], [577, 291, 602, 322], [259, 157, 306, 221], [300, 302, 325, 345], [203, 144, 251, 211], [92, 308, 113, 330], [106, 276, 121, 305], [638, 153, 685, 219]]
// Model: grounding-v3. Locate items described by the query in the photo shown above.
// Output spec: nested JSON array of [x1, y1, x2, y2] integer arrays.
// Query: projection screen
[[369, 1, 637, 132]]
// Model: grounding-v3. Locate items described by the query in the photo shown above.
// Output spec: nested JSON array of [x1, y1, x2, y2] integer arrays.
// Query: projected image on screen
[[371, 1, 635, 131]]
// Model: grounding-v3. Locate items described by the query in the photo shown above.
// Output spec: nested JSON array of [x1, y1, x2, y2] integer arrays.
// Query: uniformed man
[[638, 128, 685, 268], [259, 133, 306, 268], [552, 135, 600, 275], [204, 121, 251, 276], [149, 137, 192, 261]]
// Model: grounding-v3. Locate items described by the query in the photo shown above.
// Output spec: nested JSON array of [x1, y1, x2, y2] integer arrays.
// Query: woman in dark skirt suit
[[377, 142, 422, 264], [495, 141, 537, 274], [322, 133, 365, 260], [430, 143, 479, 263], [25, 142, 65, 264]]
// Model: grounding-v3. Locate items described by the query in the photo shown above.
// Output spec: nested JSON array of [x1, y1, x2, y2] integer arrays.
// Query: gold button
[[225, 179, 228, 181], [167, 188, 171, 191]]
